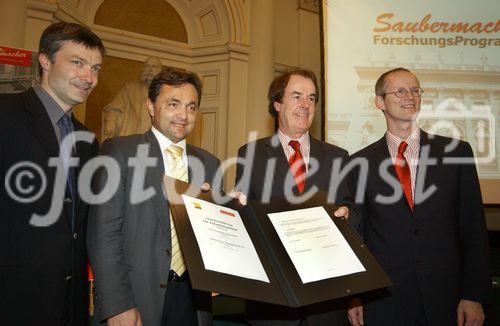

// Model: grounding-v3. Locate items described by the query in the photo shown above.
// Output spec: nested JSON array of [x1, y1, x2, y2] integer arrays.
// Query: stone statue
[[101, 57, 162, 141]]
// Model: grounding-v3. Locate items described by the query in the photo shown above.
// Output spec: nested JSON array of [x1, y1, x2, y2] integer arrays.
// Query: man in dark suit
[[88, 68, 219, 325], [235, 69, 352, 325], [0, 22, 103, 325], [347, 67, 490, 326]]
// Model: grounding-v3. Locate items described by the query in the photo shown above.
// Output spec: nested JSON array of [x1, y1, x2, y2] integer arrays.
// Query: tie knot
[[398, 141, 408, 155], [166, 144, 183, 158], [289, 140, 301, 152], [59, 114, 71, 127]]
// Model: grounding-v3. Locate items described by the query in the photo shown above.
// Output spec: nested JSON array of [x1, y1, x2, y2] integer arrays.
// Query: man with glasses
[[347, 67, 490, 325]]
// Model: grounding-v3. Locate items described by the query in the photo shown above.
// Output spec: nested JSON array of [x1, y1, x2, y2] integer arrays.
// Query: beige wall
[[2, 0, 499, 223], [274, 0, 322, 138], [0, 0, 27, 48], [85, 55, 149, 141]]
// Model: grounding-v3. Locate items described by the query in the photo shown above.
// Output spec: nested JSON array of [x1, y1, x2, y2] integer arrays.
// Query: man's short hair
[[375, 67, 411, 97], [38, 22, 105, 77], [148, 68, 203, 106], [267, 69, 319, 118]]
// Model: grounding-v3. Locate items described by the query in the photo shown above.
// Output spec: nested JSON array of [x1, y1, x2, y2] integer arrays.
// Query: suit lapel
[[306, 136, 325, 191], [264, 134, 290, 191], [72, 120, 85, 231], [72, 119, 98, 232], [186, 145, 207, 186], [414, 130, 438, 209], [371, 135, 394, 175], [23, 89, 74, 230], [144, 131, 171, 240], [22, 88, 59, 158]]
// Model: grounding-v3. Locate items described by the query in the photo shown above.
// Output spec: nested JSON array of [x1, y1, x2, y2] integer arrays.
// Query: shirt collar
[[278, 129, 310, 147], [386, 127, 421, 152], [387, 128, 420, 146], [33, 85, 71, 125], [151, 126, 187, 156]]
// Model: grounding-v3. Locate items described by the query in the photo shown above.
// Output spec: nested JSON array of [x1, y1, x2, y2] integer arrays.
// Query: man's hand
[[457, 299, 484, 326], [108, 308, 142, 326], [227, 190, 248, 206], [201, 182, 211, 192], [347, 297, 363, 326], [334, 205, 349, 218], [200, 183, 247, 205]]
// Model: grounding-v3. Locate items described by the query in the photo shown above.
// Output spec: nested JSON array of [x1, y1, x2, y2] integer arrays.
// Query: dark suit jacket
[[236, 134, 352, 204], [235, 134, 352, 325], [348, 130, 490, 325], [0, 88, 98, 325], [87, 130, 220, 325]]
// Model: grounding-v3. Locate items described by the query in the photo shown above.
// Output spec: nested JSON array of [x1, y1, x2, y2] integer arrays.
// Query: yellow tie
[[165, 144, 188, 276]]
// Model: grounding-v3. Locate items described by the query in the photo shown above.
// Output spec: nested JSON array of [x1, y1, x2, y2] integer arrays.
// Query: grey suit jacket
[[87, 130, 220, 325]]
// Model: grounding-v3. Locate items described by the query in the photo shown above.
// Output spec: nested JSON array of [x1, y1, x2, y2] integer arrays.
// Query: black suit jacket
[[0, 88, 98, 325], [88, 130, 219, 325], [235, 134, 352, 324], [348, 131, 490, 325], [236, 134, 352, 204]]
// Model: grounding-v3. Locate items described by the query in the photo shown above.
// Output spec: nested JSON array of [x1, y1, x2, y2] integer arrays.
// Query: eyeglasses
[[383, 87, 424, 98]]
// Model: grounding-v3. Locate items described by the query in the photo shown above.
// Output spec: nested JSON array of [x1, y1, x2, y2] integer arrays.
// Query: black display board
[[164, 176, 391, 307]]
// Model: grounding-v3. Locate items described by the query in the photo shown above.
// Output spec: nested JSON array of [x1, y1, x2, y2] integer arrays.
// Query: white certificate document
[[181, 194, 269, 283], [268, 206, 365, 283]]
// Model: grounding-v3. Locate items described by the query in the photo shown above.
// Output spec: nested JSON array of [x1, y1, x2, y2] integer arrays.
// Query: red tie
[[394, 141, 413, 211], [288, 140, 306, 193]]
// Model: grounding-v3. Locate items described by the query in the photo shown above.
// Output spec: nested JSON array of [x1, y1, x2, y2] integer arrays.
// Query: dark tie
[[394, 141, 413, 211], [288, 140, 306, 193], [58, 114, 76, 229]]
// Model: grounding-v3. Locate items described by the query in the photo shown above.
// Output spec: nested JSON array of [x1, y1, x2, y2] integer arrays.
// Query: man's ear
[[146, 99, 154, 117], [273, 101, 280, 113], [38, 53, 50, 73], [374, 95, 385, 111]]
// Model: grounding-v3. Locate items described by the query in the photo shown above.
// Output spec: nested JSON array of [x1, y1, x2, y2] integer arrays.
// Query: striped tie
[[288, 140, 306, 193], [165, 144, 188, 276], [394, 141, 413, 211]]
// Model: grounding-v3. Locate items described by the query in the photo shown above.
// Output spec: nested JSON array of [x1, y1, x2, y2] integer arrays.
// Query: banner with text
[[0, 45, 37, 94], [323, 0, 500, 201]]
